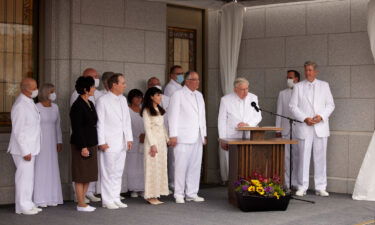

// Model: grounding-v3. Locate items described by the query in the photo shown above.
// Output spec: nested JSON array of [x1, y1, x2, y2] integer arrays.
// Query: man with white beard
[[218, 77, 262, 185], [8, 78, 42, 215], [275, 70, 300, 189], [70, 68, 102, 203], [168, 71, 207, 204], [96, 73, 133, 209]]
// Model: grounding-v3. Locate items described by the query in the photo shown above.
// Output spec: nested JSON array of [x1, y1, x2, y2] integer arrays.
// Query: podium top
[[236, 126, 283, 131], [220, 138, 298, 145]]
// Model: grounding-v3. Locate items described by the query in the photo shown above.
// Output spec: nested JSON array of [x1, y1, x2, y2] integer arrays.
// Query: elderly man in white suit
[[164, 65, 184, 97], [96, 73, 133, 209], [8, 78, 42, 215], [275, 70, 300, 189], [70, 68, 102, 203], [289, 61, 335, 197], [218, 77, 262, 184], [168, 71, 207, 204]]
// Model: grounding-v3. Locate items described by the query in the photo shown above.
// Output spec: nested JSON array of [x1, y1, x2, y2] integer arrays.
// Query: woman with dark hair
[[141, 87, 170, 205], [123, 89, 145, 198], [70, 76, 98, 212]]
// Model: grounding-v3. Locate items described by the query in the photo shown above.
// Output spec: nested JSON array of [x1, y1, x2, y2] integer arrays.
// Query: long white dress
[[352, 132, 375, 201], [143, 109, 169, 199], [123, 109, 145, 192], [34, 103, 63, 206]]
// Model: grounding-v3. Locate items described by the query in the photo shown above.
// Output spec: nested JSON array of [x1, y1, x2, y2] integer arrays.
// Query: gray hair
[[304, 61, 318, 70], [102, 71, 114, 89], [233, 77, 249, 88], [184, 70, 197, 80], [38, 83, 55, 102]]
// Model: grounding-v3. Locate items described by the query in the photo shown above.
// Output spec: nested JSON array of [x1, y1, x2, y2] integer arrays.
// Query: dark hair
[[140, 87, 165, 117], [287, 70, 300, 82], [75, 76, 95, 95], [127, 89, 143, 104], [169, 65, 182, 75], [107, 73, 124, 89]]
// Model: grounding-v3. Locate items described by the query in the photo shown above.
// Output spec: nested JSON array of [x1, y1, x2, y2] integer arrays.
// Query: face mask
[[176, 74, 184, 84], [154, 85, 162, 91], [94, 78, 100, 88], [49, 93, 57, 101], [287, 79, 295, 88], [31, 89, 38, 98]]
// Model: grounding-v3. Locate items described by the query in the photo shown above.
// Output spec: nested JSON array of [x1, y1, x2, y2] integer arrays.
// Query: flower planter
[[236, 192, 291, 212]]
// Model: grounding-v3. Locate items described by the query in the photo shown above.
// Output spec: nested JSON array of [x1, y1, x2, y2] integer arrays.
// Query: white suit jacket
[[289, 79, 335, 139], [218, 92, 262, 139], [96, 92, 133, 152], [8, 94, 41, 156], [276, 88, 295, 136], [70, 89, 103, 106], [164, 79, 182, 97], [168, 86, 207, 144]]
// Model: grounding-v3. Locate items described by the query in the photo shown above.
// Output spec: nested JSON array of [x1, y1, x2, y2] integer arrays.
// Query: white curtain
[[219, 2, 245, 95], [352, 0, 375, 201]]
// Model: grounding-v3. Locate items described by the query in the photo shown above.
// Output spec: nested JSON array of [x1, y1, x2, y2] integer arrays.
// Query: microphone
[[251, 102, 260, 112]]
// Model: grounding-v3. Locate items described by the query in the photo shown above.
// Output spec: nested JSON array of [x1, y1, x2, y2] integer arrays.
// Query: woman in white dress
[[141, 87, 170, 205], [124, 89, 145, 198], [34, 83, 63, 207], [352, 132, 375, 201]]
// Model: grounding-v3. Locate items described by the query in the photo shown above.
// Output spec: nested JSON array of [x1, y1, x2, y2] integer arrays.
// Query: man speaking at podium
[[218, 77, 262, 185]]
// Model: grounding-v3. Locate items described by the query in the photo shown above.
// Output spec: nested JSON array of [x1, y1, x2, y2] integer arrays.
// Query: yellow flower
[[251, 179, 260, 186], [256, 186, 265, 195], [274, 192, 280, 199], [248, 186, 255, 192]]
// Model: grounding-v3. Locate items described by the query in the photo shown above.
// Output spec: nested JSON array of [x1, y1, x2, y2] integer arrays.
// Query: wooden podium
[[220, 127, 297, 205]]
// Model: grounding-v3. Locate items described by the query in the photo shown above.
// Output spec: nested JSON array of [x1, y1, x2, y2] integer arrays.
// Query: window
[[0, 0, 37, 129]]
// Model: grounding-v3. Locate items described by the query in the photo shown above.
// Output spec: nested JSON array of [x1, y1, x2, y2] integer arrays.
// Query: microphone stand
[[257, 107, 315, 204]]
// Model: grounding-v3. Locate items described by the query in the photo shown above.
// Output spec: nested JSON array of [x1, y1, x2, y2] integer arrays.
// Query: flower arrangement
[[234, 172, 287, 200]]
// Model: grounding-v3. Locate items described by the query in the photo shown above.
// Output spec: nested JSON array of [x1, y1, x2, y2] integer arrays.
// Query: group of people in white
[[218, 60, 335, 198], [7, 60, 335, 215]]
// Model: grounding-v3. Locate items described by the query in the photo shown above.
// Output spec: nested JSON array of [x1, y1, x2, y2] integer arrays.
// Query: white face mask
[[31, 89, 38, 98], [287, 79, 295, 88], [49, 92, 57, 101], [94, 78, 100, 88], [154, 85, 162, 91]]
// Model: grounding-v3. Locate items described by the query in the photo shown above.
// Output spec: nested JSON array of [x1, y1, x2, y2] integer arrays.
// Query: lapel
[[22, 94, 40, 121], [108, 93, 123, 121], [313, 80, 320, 109], [183, 87, 198, 113]]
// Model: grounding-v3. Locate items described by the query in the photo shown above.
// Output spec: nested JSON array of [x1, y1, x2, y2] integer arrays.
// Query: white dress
[[34, 103, 63, 206], [123, 109, 145, 192], [143, 109, 169, 199], [353, 132, 375, 201]]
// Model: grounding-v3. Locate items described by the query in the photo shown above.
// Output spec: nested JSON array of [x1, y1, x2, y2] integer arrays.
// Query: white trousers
[[297, 129, 328, 191], [12, 155, 36, 213], [283, 135, 299, 188], [168, 146, 175, 188], [219, 147, 229, 182], [174, 138, 203, 199], [99, 150, 126, 205]]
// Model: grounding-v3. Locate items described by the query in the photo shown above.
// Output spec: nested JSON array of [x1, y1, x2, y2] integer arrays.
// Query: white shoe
[[33, 207, 43, 212], [316, 190, 329, 197], [103, 203, 119, 209], [295, 189, 306, 197], [18, 208, 39, 215], [130, 192, 138, 198], [175, 197, 185, 204], [114, 201, 128, 208], [77, 205, 96, 212], [86, 193, 101, 202], [186, 196, 205, 202], [38, 204, 47, 208], [120, 196, 125, 200]]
